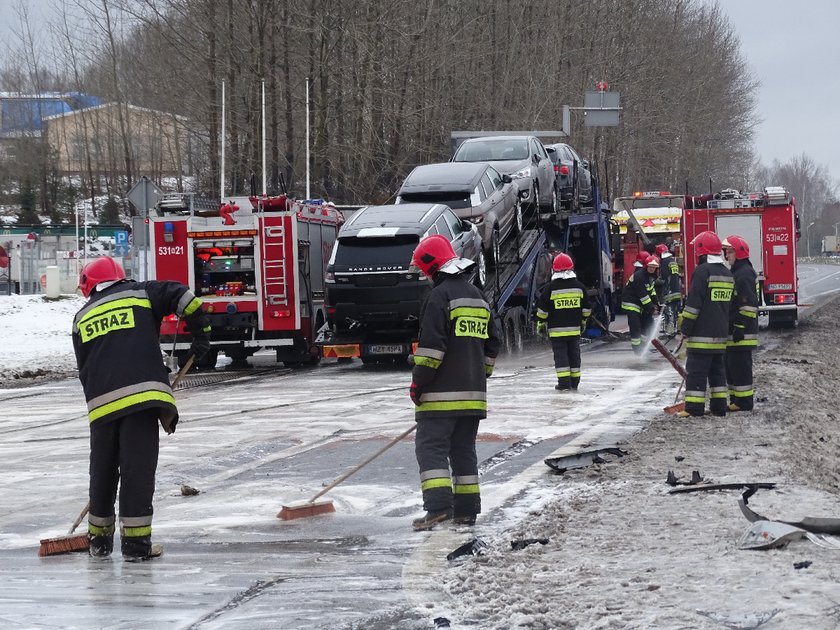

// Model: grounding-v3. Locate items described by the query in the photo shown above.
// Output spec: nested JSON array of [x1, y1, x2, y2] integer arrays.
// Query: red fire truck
[[149, 193, 343, 368], [682, 186, 800, 328]]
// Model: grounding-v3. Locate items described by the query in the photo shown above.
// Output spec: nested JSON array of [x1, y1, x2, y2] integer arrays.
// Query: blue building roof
[[0, 93, 102, 138]]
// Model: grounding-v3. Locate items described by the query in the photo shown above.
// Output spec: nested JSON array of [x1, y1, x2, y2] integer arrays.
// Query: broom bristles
[[277, 499, 335, 521], [38, 533, 90, 557]]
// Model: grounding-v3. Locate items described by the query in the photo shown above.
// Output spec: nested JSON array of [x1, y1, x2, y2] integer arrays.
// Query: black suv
[[325, 203, 484, 340]]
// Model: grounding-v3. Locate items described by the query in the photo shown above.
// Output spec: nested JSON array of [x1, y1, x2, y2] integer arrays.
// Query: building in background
[[44, 102, 192, 179]]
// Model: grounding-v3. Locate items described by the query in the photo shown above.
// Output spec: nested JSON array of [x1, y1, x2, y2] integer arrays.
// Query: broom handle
[[651, 338, 688, 379], [171, 355, 194, 389], [308, 424, 418, 503], [69, 501, 90, 535]]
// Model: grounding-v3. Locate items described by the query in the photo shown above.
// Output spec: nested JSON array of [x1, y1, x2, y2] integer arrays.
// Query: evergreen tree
[[100, 196, 123, 224], [16, 179, 40, 225]]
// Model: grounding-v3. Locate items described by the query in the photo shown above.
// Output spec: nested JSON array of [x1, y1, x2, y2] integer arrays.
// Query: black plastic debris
[[793, 561, 812, 570], [510, 538, 549, 551], [674, 455, 685, 462], [670, 481, 775, 495], [666, 470, 705, 487], [433, 617, 451, 628], [446, 538, 488, 562], [740, 487, 840, 535], [180, 484, 200, 496], [544, 447, 627, 473]]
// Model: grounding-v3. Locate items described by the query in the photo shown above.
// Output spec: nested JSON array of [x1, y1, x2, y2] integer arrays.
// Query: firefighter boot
[[89, 534, 113, 558], [452, 514, 477, 526], [121, 536, 163, 561], [412, 509, 453, 531]]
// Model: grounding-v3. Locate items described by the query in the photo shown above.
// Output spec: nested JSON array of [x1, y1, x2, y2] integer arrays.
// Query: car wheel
[[549, 186, 558, 216], [490, 226, 502, 266], [514, 198, 524, 234], [475, 248, 487, 288]]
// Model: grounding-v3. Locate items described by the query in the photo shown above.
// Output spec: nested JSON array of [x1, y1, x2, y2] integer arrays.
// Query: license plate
[[366, 344, 404, 355]]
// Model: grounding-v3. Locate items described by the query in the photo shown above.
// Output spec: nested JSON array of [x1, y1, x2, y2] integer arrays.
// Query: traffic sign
[[127, 176, 162, 217]]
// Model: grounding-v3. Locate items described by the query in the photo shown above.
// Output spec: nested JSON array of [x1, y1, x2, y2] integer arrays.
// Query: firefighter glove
[[732, 326, 745, 343], [188, 335, 212, 362], [536, 320, 547, 337], [410, 382, 422, 407]]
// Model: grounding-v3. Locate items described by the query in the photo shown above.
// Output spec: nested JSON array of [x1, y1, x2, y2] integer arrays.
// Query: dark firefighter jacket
[[535, 276, 593, 338], [621, 267, 655, 314], [660, 255, 682, 303], [728, 258, 759, 349], [72, 280, 210, 425], [679, 260, 733, 353], [411, 273, 501, 420]]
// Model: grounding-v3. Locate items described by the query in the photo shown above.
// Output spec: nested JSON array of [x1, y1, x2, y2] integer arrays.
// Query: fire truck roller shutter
[[714, 215, 763, 276]]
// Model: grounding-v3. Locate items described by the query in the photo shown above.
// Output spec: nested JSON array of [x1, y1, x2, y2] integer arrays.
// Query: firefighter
[[621, 254, 657, 354], [536, 253, 592, 390], [656, 243, 682, 335], [72, 257, 211, 560], [678, 231, 734, 417], [722, 235, 759, 411], [409, 235, 501, 530]]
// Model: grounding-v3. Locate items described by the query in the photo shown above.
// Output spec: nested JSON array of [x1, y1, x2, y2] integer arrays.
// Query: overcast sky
[[0, 0, 838, 186], [716, 0, 840, 183]]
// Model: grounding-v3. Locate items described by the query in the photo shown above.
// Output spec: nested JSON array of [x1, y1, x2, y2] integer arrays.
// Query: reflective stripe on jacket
[[412, 275, 501, 419], [72, 280, 209, 425], [679, 261, 733, 353]]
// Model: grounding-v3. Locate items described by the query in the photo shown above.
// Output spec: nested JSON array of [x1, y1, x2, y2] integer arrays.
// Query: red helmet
[[691, 230, 722, 256], [79, 257, 126, 297], [645, 255, 660, 268], [552, 252, 574, 272], [655, 243, 668, 255], [636, 251, 650, 264], [721, 234, 750, 259], [412, 234, 457, 278]]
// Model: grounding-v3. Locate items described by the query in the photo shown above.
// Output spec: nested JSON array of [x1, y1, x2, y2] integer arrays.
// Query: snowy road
[[0, 263, 836, 628], [1, 340, 674, 628]]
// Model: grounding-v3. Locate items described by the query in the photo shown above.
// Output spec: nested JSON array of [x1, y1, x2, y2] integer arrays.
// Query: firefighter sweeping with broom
[[536, 253, 592, 390], [677, 231, 733, 417], [72, 257, 211, 560], [409, 235, 501, 531]]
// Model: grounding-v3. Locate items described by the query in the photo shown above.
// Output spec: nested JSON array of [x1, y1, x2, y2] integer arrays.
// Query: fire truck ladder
[[261, 220, 289, 306]]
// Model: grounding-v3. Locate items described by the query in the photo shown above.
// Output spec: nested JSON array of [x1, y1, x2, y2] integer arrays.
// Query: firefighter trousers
[[627, 312, 654, 354], [415, 416, 480, 517], [88, 408, 159, 541], [726, 349, 754, 411], [684, 352, 728, 417], [551, 336, 581, 389]]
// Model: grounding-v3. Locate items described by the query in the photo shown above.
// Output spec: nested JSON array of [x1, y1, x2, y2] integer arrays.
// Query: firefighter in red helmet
[[536, 252, 592, 390], [722, 235, 758, 411], [409, 235, 501, 530], [621, 253, 658, 355], [678, 231, 734, 417], [73, 257, 211, 560]]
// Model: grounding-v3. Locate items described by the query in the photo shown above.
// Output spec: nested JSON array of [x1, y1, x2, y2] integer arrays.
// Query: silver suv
[[451, 135, 558, 217]]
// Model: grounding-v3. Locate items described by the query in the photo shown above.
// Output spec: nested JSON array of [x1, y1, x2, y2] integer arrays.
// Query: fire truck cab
[[682, 186, 800, 328], [149, 193, 343, 367], [611, 191, 685, 309]]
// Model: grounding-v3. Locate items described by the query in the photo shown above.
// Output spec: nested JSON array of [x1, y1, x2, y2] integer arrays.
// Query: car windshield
[[333, 235, 419, 270], [454, 139, 529, 162], [399, 192, 471, 209]]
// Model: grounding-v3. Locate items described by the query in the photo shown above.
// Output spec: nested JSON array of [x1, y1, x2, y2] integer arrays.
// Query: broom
[[278, 424, 418, 520], [38, 358, 195, 556], [651, 338, 688, 414], [38, 502, 90, 557]]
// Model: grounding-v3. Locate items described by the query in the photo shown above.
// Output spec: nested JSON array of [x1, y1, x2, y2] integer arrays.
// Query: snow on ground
[[0, 293, 85, 381]]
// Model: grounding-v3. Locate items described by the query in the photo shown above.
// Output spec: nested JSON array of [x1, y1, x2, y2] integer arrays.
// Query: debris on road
[[544, 447, 627, 473], [180, 484, 200, 496], [446, 538, 488, 562], [510, 538, 549, 551]]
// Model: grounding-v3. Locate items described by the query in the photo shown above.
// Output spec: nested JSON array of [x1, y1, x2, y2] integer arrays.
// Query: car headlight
[[512, 166, 532, 179], [466, 216, 485, 225]]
